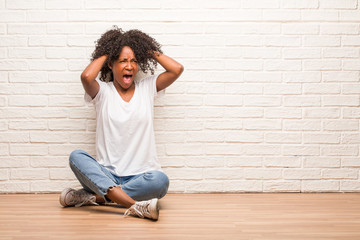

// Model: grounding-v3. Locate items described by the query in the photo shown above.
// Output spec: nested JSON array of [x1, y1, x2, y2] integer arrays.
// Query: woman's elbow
[[176, 64, 184, 76]]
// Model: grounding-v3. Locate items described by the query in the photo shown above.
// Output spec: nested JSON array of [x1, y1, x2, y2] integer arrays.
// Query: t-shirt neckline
[[111, 82, 137, 105]]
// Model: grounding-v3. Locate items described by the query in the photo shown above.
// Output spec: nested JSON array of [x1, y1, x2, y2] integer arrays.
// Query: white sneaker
[[59, 188, 98, 207], [124, 198, 159, 220]]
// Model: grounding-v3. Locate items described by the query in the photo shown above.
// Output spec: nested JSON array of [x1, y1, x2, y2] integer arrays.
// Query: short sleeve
[[141, 73, 165, 99], [84, 79, 106, 106]]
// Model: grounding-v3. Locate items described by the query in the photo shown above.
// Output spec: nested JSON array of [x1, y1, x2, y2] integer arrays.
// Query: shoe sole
[[149, 198, 159, 220], [59, 188, 73, 207]]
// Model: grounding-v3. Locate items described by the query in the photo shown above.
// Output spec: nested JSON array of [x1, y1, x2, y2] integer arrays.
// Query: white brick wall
[[1, 0, 360, 193]]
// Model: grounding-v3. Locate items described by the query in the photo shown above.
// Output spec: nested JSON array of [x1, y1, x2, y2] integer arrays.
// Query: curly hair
[[91, 26, 163, 82]]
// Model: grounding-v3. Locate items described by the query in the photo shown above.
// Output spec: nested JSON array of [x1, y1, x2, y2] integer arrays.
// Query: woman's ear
[[108, 61, 112, 70]]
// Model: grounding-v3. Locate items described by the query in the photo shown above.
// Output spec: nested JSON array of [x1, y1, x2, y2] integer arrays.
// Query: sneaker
[[124, 198, 159, 220], [59, 188, 98, 207]]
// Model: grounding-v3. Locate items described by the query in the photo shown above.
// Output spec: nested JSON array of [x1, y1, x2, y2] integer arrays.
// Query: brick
[[8, 23, 46, 35], [29, 36, 67, 46], [243, 47, 281, 59], [226, 156, 262, 167], [205, 120, 242, 130], [341, 181, 360, 192], [27, 10, 67, 22], [245, 72, 282, 83], [323, 96, 359, 106], [243, 120, 281, 130], [304, 108, 340, 119], [225, 131, 263, 143], [8, 47, 44, 59], [341, 158, 360, 167], [48, 119, 86, 131], [186, 180, 224, 193], [186, 107, 224, 118], [0, 143, 8, 155], [205, 143, 243, 155], [8, 96, 47, 107], [30, 156, 67, 168], [283, 72, 321, 83], [264, 157, 301, 168], [28, 60, 66, 71], [283, 120, 321, 131], [163, 168, 203, 180], [30, 132, 69, 143], [302, 180, 339, 192], [304, 36, 341, 47], [323, 48, 359, 58], [204, 95, 243, 106], [265, 60, 302, 71], [49, 96, 84, 107], [244, 96, 281, 107], [204, 168, 243, 180], [302, 10, 339, 21], [284, 169, 321, 180], [6, 0, 44, 9], [343, 60, 360, 70], [224, 107, 263, 118], [265, 132, 302, 144], [319, 0, 358, 9], [265, 108, 302, 119], [342, 36, 360, 46], [244, 144, 282, 155], [45, 0, 81, 9], [264, 181, 301, 192], [283, 48, 321, 59], [304, 133, 340, 144], [304, 83, 341, 94], [46, 48, 86, 59], [304, 157, 341, 168], [244, 168, 282, 180], [185, 157, 224, 168], [242, 0, 279, 8], [10, 144, 48, 156], [0, 60, 28, 70], [11, 168, 49, 180], [166, 144, 203, 156], [263, 10, 301, 21], [264, 84, 301, 95], [30, 180, 80, 192], [0, 11, 26, 22], [9, 72, 47, 83], [321, 145, 358, 156], [282, 145, 320, 156], [343, 84, 360, 94], [284, 96, 321, 107], [323, 71, 359, 82], [224, 180, 263, 192], [186, 131, 224, 142], [320, 24, 359, 35], [0, 182, 30, 193], [304, 60, 341, 71], [0, 36, 27, 47], [9, 120, 47, 130], [283, 23, 319, 35], [342, 133, 360, 144], [282, 0, 318, 8], [324, 120, 359, 131], [49, 168, 76, 180], [322, 169, 358, 179]]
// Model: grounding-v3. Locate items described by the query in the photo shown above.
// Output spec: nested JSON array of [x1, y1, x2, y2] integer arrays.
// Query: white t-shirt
[[85, 74, 162, 177]]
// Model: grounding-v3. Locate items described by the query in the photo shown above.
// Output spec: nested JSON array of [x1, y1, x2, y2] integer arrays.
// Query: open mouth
[[123, 74, 133, 83]]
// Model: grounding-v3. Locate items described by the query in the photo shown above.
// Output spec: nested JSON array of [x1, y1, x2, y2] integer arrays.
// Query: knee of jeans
[[147, 171, 169, 199], [69, 149, 86, 167]]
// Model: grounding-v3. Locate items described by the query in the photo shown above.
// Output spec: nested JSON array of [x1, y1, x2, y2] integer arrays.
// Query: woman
[[59, 26, 184, 220]]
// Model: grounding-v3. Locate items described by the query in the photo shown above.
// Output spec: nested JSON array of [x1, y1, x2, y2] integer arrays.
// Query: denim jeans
[[69, 149, 169, 201]]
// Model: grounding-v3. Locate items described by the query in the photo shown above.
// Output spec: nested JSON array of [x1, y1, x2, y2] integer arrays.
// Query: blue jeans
[[69, 149, 169, 202]]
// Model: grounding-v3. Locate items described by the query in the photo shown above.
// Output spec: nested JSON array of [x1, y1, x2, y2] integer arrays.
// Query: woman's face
[[110, 46, 138, 90]]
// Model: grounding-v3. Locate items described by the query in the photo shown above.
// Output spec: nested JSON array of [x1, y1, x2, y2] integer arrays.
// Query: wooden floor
[[1, 193, 360, 240]]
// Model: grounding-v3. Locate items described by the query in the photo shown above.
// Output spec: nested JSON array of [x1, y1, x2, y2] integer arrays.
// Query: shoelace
[[124, 201, 150, 218], [68, 190, 97, 207]]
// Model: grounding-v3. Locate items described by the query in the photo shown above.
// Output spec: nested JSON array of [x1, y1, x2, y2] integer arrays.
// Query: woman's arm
[[80, 55, 107, 99], [150, 51, 184, 92]]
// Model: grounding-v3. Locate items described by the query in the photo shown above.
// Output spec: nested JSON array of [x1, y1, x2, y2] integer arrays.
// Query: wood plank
[[0, 193, 360, 239]]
